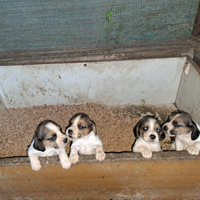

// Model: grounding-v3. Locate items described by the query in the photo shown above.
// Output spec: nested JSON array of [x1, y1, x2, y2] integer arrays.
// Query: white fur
[[133, 118, 162, 158], [69, 130, 106, 164], [133, 138, 162, 158], [67, 115, 106, 164], [170, 121, 200, 155], [28, 122, 71, 171]]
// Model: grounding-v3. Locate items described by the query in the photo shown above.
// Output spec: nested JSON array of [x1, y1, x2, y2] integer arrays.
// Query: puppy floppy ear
[[33, 137, 45, 152], [91, 120, 97, 135], [33, 124, 46, 152], [191, 121, 200, 140], [133, 121, 141, 139]]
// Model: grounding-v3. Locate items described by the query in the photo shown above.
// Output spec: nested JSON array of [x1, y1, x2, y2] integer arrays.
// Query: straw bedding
[[0, 103, 175, 158]]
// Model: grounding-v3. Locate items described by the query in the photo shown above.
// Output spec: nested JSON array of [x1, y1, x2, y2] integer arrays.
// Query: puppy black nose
[[68, 129, 73, 135], [163, 126, 168, 131], [150, 134, 156, 140], [170, 130, 175, 135], [63, 138, 68, 143]]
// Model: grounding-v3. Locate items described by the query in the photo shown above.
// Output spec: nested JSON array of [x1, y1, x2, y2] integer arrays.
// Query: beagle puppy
[[65, 113, 106, 164], [28, 120, 71, 171], [132, 115, 165, 158], [163, 110, 200, 155]]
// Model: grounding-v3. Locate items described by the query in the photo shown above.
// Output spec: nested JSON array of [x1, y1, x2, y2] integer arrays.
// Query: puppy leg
[[69, 144, 79, 164], [176, 140, 187, 151], [134, 146, 152, 158], [29, 153, 42, 171], [187, 142, 200, 155], [58, 148, 71, 169], [169, 142, 176, 150], [95, 144, 106, 161]]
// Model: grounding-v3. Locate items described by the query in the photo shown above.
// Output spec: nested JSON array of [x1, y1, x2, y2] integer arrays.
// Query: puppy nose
[[150, 134, 156, 140], [68, 129, 73, 135], [63, 138, 68, 143], [163, 125, 168, 131], [170, 130, 175, 135]]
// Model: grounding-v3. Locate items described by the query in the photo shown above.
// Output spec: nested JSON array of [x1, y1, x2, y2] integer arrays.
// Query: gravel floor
[[0, 103, 175, 158]]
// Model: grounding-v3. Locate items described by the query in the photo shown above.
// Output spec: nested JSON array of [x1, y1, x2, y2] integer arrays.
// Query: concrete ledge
[[1, 151, 200, 200]]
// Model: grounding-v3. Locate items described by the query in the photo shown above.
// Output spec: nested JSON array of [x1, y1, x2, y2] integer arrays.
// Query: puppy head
[[163, 110, 199, 140], [33, 120, 68, 152], [66, 113, 96, 141], [133, 115, 165, 143]]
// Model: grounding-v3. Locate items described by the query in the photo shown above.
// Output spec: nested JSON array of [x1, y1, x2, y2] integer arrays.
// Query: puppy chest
[[76, 141, 97, 155], [38, 148, 59, 157], [143, 141, 161, 151]]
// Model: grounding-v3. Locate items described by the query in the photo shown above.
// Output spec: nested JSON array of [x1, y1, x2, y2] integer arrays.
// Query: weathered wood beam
[[1, 151, 200, 200], [0, 39, 196, 65]]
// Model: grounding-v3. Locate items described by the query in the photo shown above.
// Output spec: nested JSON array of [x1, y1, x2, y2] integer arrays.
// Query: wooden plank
[[1, 152, 200, 200], [0, 39, 196, 65]]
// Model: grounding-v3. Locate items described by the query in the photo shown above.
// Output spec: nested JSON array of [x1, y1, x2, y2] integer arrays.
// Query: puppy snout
[[170, 130, 175, 135], [68, 129, 73, 135], [63, 138, 68, 143], [150, 134, 156, 140], [163, 125, 168, 131]]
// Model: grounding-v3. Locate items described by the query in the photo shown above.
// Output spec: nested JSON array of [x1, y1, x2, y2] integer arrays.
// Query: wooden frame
[[0, 4, 200, 199], [0, 38, 198, 65], [1, 151, 200, 200]]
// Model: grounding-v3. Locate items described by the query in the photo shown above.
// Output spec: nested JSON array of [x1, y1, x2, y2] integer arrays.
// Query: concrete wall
[[0, 57, 186, 109], [176, 57, 200, 124]]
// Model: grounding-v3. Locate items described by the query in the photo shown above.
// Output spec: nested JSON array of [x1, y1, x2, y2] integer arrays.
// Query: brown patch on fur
[[42, 130, 59, 149]]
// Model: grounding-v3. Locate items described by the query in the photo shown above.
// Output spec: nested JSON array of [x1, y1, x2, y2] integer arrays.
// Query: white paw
[[141, 149, 152, 158], [61, 160, 71, 169], [96, 151, 106, 161], [69, 154, 79, 164], [187, 146, 199, 155], [31, 162, 42, 171]]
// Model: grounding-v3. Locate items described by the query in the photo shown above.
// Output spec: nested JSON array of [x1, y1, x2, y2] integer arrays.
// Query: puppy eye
[[48, 134, 57, 141], [156, 128, 161, 132], [78, 125, 84, 129], [143, 127, 148, 131], [173, 122, 181, 128]]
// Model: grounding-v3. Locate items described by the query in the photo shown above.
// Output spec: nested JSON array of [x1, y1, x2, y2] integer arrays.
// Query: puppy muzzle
[[148, 134, 156, 142], [169, 130, 176, 136], [63, 138, 68, 143], [67, 129, 79, 140], [163, 125, 175, 137]]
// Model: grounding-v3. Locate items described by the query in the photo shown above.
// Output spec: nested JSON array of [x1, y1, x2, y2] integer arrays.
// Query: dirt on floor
[[0, 103, 176, 158]]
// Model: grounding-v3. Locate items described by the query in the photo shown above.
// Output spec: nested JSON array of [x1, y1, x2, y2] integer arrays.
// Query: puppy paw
[[61, 160, 71, 169], [69, 154, 79, 164], [187, 146, 199, 155], [96, 151, 106, 161], [141, 150, 152, 158], [31, 162, 42, 171]]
